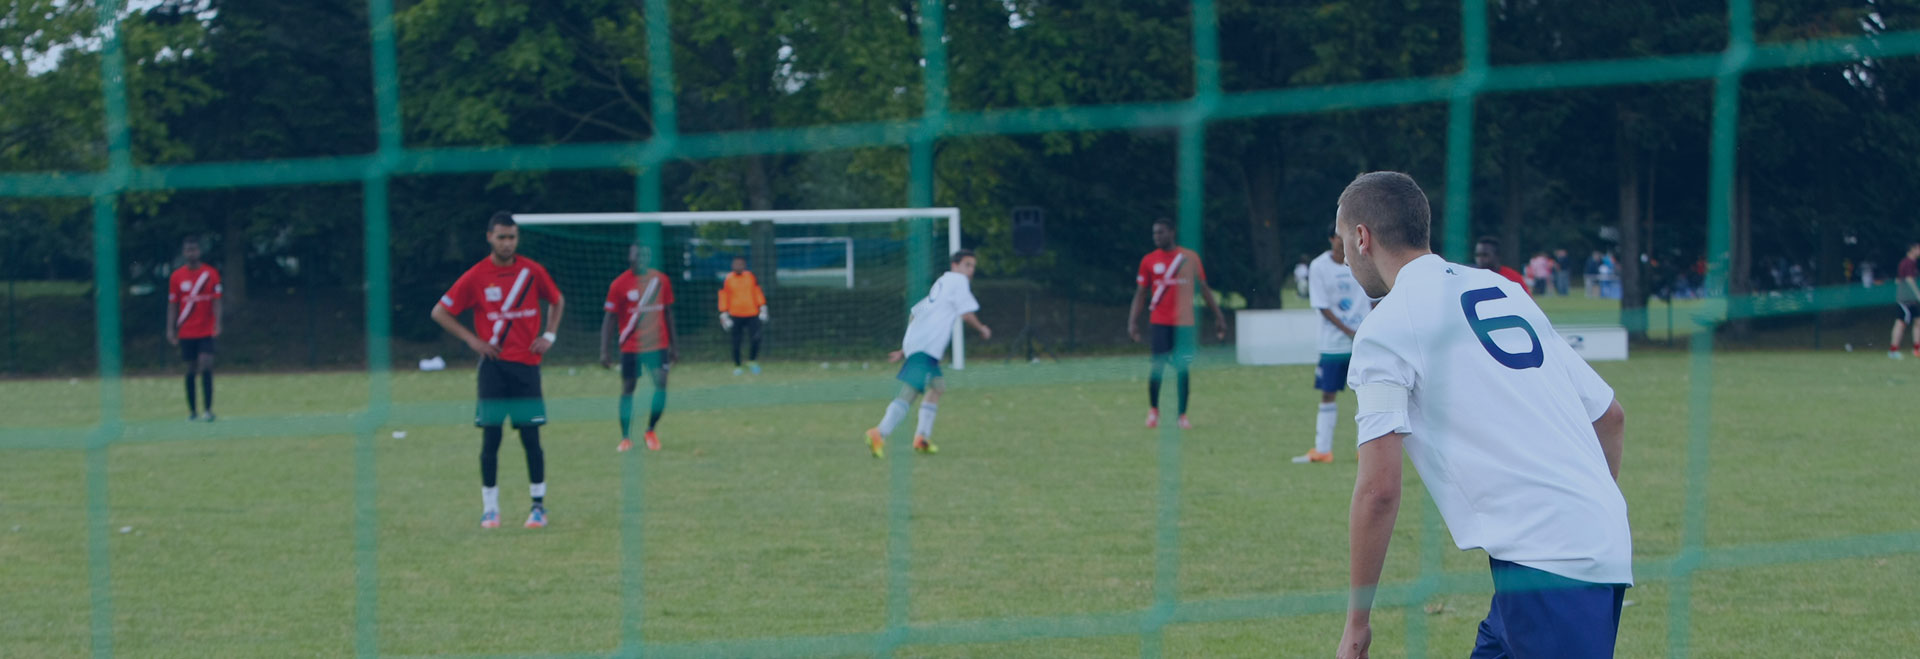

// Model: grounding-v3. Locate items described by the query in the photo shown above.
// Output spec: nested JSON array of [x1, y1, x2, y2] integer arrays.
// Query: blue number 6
[[1460, 287, 1544, 370]]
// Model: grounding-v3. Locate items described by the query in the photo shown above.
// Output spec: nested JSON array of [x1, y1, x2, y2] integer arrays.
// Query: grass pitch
[[2, 350, 1917, 657]]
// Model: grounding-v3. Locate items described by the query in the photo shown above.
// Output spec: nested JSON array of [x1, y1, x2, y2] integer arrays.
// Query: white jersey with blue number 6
[[1348, 254, 1630, 586]]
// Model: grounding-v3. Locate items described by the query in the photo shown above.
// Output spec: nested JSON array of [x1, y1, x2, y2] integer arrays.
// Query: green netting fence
[[4, 0, 1920, 657]]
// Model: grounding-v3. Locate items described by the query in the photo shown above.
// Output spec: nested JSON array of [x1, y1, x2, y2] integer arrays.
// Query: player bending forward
[[864, 250, 990, 458], [1333, 173, 1630, 659]]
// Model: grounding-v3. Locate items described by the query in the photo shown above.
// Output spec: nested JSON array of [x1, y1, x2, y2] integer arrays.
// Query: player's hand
[[758, 306, 769, 322], [166, 331, 178, 346], [531, 336, 553, 354], [465, 336, 501, 359], [1335, 621, 1371, 659], [1215, 313, 1229, 340], [599, 352, 613, 370], [719, 313, 733, 331], [977, 325, 992, 340], [888, 350, 905, 363], [1128, 324, 1141, 343], [668, 348, 679, 365]]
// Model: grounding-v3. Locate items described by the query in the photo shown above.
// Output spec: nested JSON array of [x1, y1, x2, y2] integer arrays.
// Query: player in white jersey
[[1331, 172, 1629, 659], [864, 250, 991, 458], [1293, 222, 1374, 464]]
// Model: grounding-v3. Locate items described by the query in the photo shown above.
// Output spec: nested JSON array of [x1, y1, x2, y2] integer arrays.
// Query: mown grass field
[[2, 349, 1917, 657]]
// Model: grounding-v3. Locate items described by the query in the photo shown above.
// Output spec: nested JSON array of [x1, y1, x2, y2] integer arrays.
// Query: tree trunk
[[1500, 156, 1525, 268], [1726, 170, 1753, 336], [1615, 119, 1646, 339], [745, 155, 778, 287], [1238, 157, 1287, 309], [222, 208, 248, 305]]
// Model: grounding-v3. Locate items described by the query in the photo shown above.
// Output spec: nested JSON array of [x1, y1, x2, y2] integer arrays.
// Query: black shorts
[[1899, 302, 1916, 324], [476, 358, 546, 428], [179, 337, 215, 362], [619, 351, 667, 380], [1150, 324, 1195, 362]]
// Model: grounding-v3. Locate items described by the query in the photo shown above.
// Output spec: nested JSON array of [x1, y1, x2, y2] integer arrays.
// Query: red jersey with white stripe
[[1136, 247, 1206, 326], [604, 269, 674, 353], [167, 264, 222, 339], [440, 256, 562, 366]]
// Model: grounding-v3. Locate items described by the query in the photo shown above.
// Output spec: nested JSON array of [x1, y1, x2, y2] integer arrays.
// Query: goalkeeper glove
[[758, 306, 769, 322], [719, 313, 734, 330]]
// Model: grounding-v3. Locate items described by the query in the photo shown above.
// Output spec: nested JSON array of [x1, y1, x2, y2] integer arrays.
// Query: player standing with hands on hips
[[1331, 173, 1630, 659], [432, 211, 565, 530]]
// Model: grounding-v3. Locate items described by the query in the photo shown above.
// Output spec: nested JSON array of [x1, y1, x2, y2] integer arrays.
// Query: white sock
[[530, 482, 546, 499], [915, 402, 938, 438], [877, 399, 910, 438], [482, 486, 500, 513], [1315, 402, 1338, 455]]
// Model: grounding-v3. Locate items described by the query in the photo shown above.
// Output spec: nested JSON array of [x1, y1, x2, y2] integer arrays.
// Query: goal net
[[512, 208, 966, 367]]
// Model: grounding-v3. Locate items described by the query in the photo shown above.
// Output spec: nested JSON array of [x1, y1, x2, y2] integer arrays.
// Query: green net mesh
[[4, 0, 1920, 656]]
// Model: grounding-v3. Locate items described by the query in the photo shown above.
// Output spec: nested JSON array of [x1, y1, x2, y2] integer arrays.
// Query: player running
[[864, 250, 990, 458], [1127, 218, 1227, 430], [166, 236, 222, 422], [1331, 173, 1629, 659], [717, 255, 768, 375], [601, 244, 676, 452], [431, 212, 565, 530], [1292, 222, 1372, 464]]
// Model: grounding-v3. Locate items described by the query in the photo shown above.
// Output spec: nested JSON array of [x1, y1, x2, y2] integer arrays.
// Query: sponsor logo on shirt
[[179, 281, 192, 291], [484, 286, 503, 302], [1152, 262, 1167, 274], [626, 289, 640, 301], [484, 309, 540, 321]]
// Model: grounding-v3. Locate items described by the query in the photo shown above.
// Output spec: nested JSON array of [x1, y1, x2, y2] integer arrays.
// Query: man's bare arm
[[1320, 308, 1356, 337], [962, 312, 991, 340], [1593, 400, 1626, 480], [432, 304, 498, 358], [1127, 285, 1149, 342], [1339, 433, 1405, 659]]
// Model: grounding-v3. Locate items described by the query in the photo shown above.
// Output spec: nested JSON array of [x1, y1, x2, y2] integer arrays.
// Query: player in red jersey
[[600, 244, 677, 452], [1474, 236, 1529, 291], [166, 237, 223, 422], [431, 212, 565, 530], [1127, 218, 1227, 430]]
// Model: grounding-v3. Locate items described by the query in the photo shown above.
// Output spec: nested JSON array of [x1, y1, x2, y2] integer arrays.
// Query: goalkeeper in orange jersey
[[717, 255, 769, 375]]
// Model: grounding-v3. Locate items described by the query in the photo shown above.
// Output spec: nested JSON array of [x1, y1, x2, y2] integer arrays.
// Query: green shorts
[[895, 352, 943, 393]]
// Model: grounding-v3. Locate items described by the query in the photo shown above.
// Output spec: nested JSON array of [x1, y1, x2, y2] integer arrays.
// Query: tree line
[[4, 0, 1916, 342]]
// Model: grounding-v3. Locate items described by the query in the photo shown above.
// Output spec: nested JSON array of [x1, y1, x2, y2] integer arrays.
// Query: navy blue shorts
[[1150, 324, 1196, 363], [1314, 354, 1351, 393], [895, 352, 943, 393], [1470, 558, 1628, 659], [179, 337, 215, 363]]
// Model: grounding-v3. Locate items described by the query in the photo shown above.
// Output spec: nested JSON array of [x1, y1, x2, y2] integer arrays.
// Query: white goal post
[[513, 208, 969, 368]]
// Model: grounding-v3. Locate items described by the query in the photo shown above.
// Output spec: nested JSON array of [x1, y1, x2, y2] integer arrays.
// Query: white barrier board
[[1236, 310, 1628, 365]]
